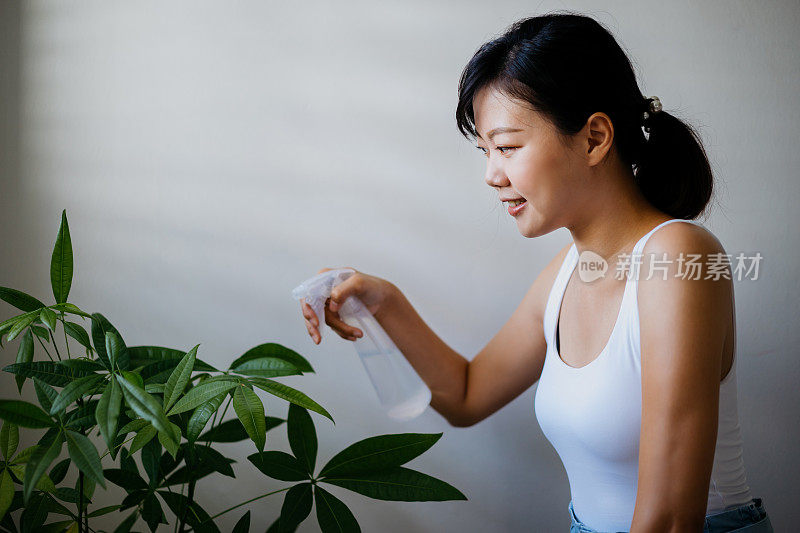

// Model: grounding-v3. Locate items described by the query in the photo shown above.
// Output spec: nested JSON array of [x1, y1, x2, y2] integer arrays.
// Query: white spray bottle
[[292, 268, 431, 421]]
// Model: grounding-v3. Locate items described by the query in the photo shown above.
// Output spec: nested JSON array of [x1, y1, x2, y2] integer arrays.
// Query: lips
[[507, 200, 527, 216]]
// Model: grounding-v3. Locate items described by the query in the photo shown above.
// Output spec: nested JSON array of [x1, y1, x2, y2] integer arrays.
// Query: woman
[[299, 12, 774, 533]]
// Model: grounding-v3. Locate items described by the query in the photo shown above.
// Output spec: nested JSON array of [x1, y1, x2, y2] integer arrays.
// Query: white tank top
[[533, 219, 752, 531]]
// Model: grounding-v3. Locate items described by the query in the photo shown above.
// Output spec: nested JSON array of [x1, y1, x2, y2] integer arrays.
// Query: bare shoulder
[[638, 220, 733, 338], [640, 220, 726, 259]]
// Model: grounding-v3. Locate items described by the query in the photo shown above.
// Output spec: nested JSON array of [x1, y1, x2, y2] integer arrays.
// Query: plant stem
[[174, 483, 186, 533], [61, 311, 71, 358], [78, 470, 85, 533], [76, 396, 86, 533], [204, 487, 291, 522], [49, 328, 63, 360], [177, 478, 197, 533], [205, 396, 232, 449], [34, 332, 55, 361], [99, 433, 136, 459]]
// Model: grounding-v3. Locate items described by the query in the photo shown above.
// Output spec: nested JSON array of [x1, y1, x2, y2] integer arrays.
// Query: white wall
[[1, 0, 797, 530]]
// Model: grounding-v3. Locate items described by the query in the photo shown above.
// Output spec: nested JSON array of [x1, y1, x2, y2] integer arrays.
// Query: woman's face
[[472, 85, 587, 237]]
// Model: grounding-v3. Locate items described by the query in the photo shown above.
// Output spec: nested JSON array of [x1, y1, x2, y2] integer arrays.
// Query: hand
[[300, 267, 395, 344]]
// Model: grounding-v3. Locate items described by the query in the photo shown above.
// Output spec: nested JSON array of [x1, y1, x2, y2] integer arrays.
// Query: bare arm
[[630, 224, 731, 532], [375, 243, 571, 427]]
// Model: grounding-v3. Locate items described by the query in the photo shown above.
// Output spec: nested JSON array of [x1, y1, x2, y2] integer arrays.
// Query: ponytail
[[632, 107, 714, 219]]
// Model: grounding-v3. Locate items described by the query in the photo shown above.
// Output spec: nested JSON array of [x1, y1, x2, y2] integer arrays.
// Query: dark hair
[[455, 11, 713, 220]]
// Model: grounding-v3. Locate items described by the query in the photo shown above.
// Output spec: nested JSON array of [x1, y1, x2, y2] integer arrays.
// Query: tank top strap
[[631, 218, 701, 256]]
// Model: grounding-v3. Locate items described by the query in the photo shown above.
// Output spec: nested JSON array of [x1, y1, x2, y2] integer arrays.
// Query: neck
[[566, 168, 670, 265]]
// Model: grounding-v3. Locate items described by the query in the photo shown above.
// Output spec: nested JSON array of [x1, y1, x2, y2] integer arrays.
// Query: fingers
[[301, 301, 318, 327], [300, 298, 362, 343], [324, 305, 363, 341], [300, 301, 320, 344]]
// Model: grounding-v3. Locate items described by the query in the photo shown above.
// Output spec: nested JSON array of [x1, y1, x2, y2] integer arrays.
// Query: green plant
[[0, 210, 466, 532]]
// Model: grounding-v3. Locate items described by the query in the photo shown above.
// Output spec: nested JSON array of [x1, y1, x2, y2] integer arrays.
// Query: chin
[[518, 215, 551, 239]]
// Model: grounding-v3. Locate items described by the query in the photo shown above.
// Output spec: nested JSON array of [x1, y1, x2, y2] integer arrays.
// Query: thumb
[[329, 277, 357, 313]]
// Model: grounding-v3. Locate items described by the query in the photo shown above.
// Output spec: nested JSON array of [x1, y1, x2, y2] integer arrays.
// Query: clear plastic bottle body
[[338, 296, 431, 421]]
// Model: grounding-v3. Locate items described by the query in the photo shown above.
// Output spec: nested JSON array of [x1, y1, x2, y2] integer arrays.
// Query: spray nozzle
[[291, 268, 356, 341]]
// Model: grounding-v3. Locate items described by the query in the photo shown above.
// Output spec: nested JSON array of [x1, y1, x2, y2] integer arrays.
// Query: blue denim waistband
[[702, 497, 771, 533], [568, 497, 772, 533]]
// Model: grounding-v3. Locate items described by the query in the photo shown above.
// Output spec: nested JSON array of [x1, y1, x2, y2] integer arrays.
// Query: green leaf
[[3, 360, 92, 387], [87, 504, 122, 517], [129, 423, 157, 455], [39, 308, 57, 331], [59, 358, 105, 372], [199, 416, 284, 443], [248, 378, 333, 424], [113, 509, 139, 533], [13, 444, 37, 463], [163, 344, 198, 411], [192, 445, 235, 478], [121, 370, 144, 390], [0, 422, 19, 460], [49, 375, 105, 415], [322, 466, 467, 502], [318, 433, 442, 478], [279, 483, 313, 532], [31, 323, 50, 340], [103, 468, 148, 492], [127, 345, 217, 372], [162, 457, 237, 486], [142, 492, 167, 532], [63, 321, 92, 353], [248, 451, 308, 481], [145, 382, 165, 394], [0, 286, 47, 312], [0, 307, 40, 331], [314, 485, 360, 533], [230, 357, 300, 378], [141, 437, 161, 486], [230, 343, 314, 373], [49, 458, 70, 484], [51, 302, 93, 319], [232, 510, 251, 533], [233, 385, 266, 452], [167, 380, 238, 416], [158, 490, 221, 533], [118, 418, 149, 436], [0, 400, 53, 428], [23, 430, 63, 503], [118, 375, 171, 434], [105, 330, 126, 370], [50, 210, 74, 304], [20, 492, 49, 530], [14, 329, 34, 392], [33, 379, 58, 413], [288, 404, 317, 476], [65, 430, 106, 489], [157, 421, 181, 459], [51, 486, 83, 504], [90, 313, 128, 371], [186, 392, 227, 442], [0, 468, 13, 522], [96, 376, 122, 450], [6, 311, 38, 342]]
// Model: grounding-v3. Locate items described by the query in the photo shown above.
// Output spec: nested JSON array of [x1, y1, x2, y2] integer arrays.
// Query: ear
[[583, 112, 614, 166]]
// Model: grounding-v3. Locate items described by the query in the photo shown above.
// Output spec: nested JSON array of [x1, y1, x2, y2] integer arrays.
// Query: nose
[[484, 154, 509, 189]]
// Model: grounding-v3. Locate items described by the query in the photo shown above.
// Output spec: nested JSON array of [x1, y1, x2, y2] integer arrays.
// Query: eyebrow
[[476, 127, 524, 141]]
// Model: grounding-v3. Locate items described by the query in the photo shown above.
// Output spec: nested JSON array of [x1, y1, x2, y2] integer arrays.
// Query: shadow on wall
[[0, 1, 23, 285]]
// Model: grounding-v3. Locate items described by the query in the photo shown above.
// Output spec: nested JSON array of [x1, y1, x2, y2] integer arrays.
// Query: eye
[[474, 145, 488, 155], [496, 146, 517, 154]]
